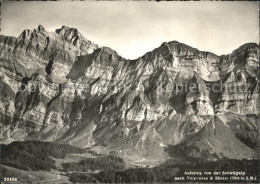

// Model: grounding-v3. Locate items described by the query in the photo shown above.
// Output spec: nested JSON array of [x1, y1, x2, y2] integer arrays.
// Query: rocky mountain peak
[[54, 25, 99, 55], [55, 26, 79, 36], [37, 24, 46, 32], [19, 25, 48, 40], [231, 42, 259, 56], [147, 40, 219, 61], [55, 25, 84, 46], [167, 41, 219, 59], [19, 29, 32, 39]]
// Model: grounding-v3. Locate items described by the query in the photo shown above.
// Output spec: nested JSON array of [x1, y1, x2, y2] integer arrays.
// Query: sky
[[1, 1, 259, 59]]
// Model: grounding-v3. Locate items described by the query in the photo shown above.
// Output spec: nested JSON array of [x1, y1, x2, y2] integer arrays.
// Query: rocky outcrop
[[0, 25, 259, 161]]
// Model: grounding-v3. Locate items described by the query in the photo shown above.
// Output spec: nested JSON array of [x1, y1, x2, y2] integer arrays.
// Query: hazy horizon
[[1, 1, 259, 59]]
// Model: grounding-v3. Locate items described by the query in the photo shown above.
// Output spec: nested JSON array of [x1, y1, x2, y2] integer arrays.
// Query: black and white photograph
[[0, 1, 259, 183]]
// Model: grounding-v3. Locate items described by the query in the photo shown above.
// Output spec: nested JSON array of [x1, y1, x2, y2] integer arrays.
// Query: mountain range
[[0, 25, 259, 162]]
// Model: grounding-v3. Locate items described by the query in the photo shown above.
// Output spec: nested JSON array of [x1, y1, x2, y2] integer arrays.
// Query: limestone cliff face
[[0, 26, 259, 160]]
